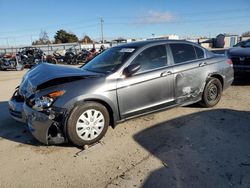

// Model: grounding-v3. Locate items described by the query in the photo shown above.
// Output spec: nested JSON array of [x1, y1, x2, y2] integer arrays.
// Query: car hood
[[19, 63, 102, 97], [228, 47, 250, 57]]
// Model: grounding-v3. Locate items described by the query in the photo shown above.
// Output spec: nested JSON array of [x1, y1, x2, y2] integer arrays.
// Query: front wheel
[[199, 77, 222, 107], [66, 102, 110, 147]]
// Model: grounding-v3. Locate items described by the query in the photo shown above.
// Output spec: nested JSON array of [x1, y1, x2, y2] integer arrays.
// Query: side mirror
[[123, 63, 141, 77]]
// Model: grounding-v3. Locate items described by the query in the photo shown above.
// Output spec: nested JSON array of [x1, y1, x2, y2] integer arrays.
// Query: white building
[[149, 34, 179, 40]]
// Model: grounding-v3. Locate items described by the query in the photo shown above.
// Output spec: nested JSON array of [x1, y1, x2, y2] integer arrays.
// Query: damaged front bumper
[[8, 90, 26, 123], [23, 104, 66, 145], [9, 91, 66, 145]]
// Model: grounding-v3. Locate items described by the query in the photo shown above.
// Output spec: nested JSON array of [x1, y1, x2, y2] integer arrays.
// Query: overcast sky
[[0, 0, 249, 46]]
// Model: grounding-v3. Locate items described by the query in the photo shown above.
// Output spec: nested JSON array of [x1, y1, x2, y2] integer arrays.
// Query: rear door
[[117, 44, 174, 118], [168, 43, 208, 104]]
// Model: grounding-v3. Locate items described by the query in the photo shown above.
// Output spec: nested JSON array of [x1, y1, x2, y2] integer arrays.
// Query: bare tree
[[242, 31, 250, 37], [32, 30, 51, 45]]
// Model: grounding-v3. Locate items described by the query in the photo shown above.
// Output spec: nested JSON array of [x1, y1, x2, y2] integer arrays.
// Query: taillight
[[226, 59, 233, 65]]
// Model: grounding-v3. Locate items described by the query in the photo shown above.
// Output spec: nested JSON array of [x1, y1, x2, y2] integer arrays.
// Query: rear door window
[[170, 43, 197, 64]]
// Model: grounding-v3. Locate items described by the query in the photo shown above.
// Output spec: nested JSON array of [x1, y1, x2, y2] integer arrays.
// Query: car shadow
[[133, 109, 250, 188], [0, 101, 40, 145], [233, 73, 250, 86]]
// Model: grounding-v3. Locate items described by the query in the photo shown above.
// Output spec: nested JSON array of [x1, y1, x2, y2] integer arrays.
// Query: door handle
[[161, 71, 172, 77], [199, 62, 208, 67]]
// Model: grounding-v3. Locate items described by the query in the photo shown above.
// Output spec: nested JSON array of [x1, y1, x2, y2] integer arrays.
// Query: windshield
[[242, 41, 250, 48], [82, 46, 137, 74], [234, 41, 245, 47], [234, 40, 250, 48]]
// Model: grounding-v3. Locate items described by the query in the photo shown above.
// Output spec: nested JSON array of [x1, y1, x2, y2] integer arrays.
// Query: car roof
[[114, 39, 196, 48]]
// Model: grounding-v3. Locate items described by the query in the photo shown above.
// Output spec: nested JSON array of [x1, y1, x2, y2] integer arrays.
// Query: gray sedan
[[9, 40, 234, 146]]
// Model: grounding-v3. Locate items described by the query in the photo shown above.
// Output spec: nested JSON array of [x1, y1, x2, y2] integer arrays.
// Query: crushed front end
[[9, 85, 67, 145], [24, 101, 66, 145], [9, 88, 26, 123], [8, 63, 102, 145]]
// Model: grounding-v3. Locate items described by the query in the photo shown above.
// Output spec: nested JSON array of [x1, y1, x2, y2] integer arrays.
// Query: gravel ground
[[0, 69, 249, 188]]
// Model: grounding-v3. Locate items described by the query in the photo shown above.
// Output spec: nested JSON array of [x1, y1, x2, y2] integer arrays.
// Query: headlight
[[32, 90, 65, 111], [33, 97, 54, 111]]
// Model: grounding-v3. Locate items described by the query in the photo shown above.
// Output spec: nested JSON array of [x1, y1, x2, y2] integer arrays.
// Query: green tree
[[54, 29, 79, 43]]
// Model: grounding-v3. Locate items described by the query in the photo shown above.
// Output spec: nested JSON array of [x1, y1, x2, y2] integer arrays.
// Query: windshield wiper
[[83, 68, 106, 74]]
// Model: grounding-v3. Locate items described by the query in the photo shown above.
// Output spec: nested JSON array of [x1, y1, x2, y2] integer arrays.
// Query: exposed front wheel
[[199, 77, 222, 107], [67, 102, 110, 146]]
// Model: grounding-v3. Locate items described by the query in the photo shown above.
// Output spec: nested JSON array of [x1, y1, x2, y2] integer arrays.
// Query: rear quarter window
[[170, 43, 197, 64], [194, 46, 205, 59]]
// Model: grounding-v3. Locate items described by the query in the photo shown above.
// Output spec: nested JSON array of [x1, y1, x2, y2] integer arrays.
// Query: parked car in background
[[227, 39, 250, 74], [9, 40, 234, 146], [233, 39, 250, 47]]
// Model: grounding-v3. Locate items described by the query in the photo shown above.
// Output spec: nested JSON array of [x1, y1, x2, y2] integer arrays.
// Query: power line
[[0, 7, 248, 35], [62, 24, 99, 31], [0, 24, 99, 39], [0, 18, 100, 34], [0, 14, 248, 41], [0, 7, 249, 44]]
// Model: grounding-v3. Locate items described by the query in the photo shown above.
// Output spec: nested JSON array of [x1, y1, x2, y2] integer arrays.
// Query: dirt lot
[[0, 69, 250, 188]]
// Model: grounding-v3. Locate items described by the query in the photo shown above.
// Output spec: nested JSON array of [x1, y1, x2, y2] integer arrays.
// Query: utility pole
[[100, 18, 104, 43]]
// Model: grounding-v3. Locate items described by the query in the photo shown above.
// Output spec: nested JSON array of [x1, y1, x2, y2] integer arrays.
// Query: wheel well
[[84, 99, 115, 128], [210, 74, 224, 89]]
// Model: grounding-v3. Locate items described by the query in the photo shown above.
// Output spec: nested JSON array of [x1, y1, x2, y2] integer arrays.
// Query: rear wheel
[[199, 77, 222, 107], [67, 102, 110, 146], [0, 67, 7, 71]]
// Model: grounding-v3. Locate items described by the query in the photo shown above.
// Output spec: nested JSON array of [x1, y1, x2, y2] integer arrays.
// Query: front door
[[117, 44, 174, 119]]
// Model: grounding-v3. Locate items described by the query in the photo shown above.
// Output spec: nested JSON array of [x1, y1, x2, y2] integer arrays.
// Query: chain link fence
[[0, 43, 111, 55]]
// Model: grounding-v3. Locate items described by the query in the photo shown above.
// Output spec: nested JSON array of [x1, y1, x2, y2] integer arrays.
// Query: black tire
[[51, 58, 57, 64], [67, 102, 110, 147], [199, 77, 222, 107]]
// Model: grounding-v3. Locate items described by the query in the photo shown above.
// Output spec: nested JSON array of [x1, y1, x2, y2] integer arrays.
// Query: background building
[[215, 34, 238, 48]]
